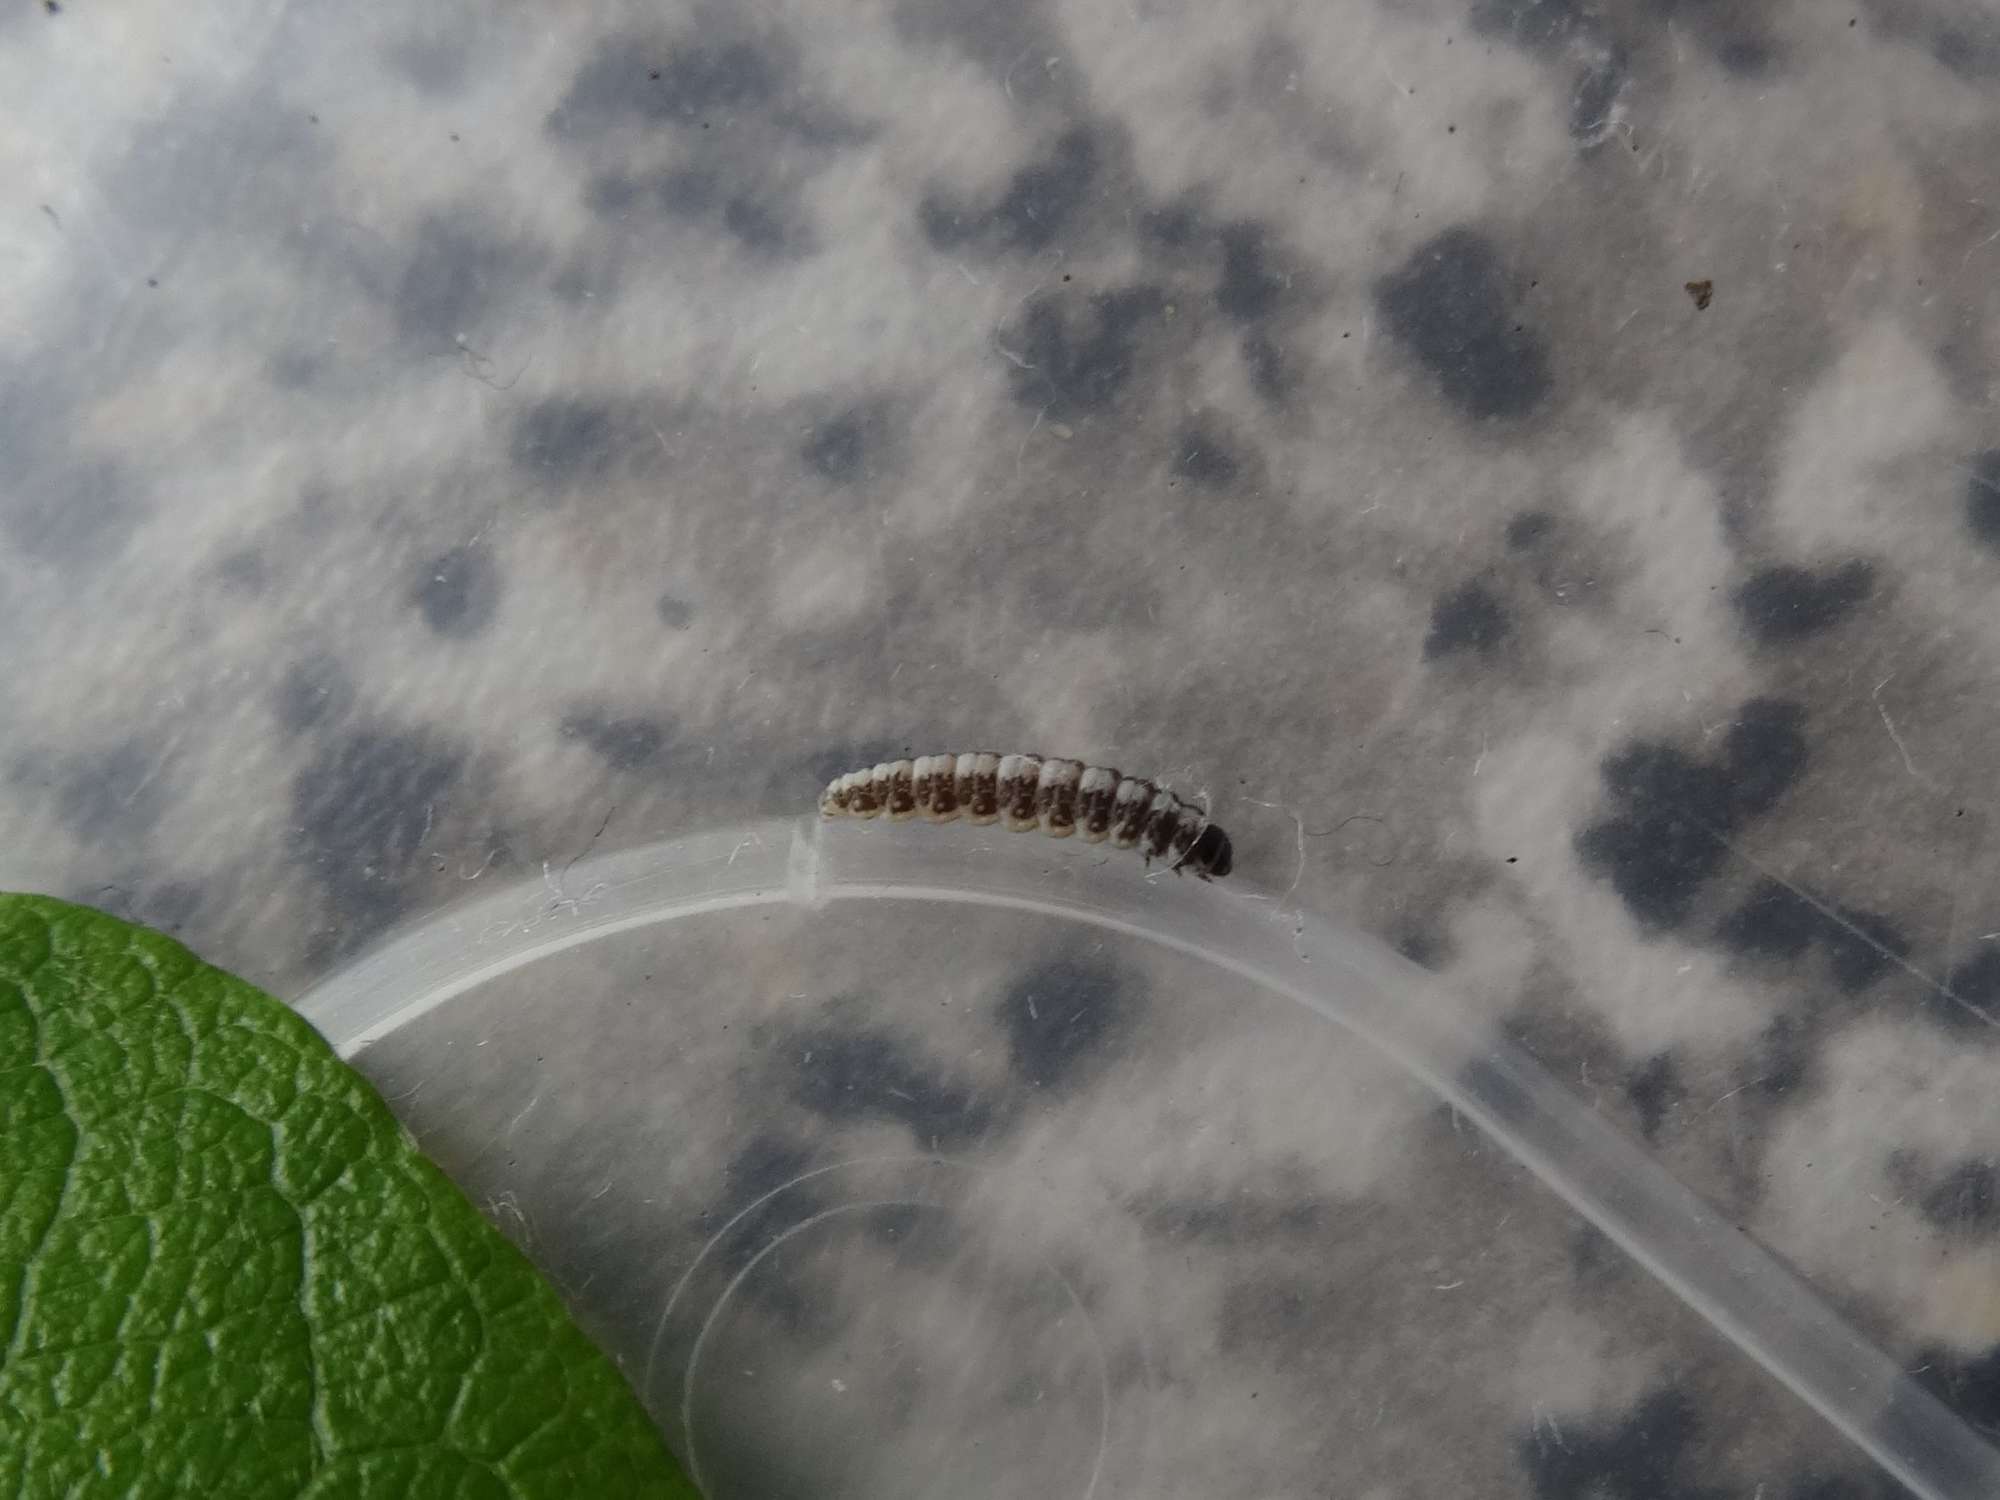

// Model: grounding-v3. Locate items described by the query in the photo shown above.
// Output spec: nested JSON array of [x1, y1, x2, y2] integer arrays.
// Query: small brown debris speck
[[1684, 279, 1714, 310]]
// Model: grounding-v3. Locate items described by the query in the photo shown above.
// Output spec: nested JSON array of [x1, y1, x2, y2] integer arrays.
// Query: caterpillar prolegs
[[818, 752, 1233, 880]]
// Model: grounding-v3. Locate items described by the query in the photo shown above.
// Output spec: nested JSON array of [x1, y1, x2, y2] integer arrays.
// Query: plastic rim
[[297, 814, 2000, 1500]]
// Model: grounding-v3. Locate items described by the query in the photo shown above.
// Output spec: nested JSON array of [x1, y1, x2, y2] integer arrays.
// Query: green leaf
[[0, 894, 699, 1500]]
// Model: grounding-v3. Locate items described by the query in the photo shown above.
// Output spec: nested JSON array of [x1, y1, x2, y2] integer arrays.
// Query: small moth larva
[[819, 751, 1232, 879]]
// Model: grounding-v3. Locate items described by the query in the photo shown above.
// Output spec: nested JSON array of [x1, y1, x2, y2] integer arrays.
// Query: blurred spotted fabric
[[4, 1, 1999, 1494]]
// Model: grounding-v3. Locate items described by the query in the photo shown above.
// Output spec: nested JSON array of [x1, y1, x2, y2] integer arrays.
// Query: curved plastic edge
[[295, 815, 2000, 1500]]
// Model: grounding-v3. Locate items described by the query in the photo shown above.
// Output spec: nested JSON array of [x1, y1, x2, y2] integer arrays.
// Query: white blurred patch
[[1767, 321, 1963, 552], [1506, 1304, 1656, 1420], [1759, 1017, 2000, 1351], [768, 543, 880, 630], [1563, 415, 1742, 679]]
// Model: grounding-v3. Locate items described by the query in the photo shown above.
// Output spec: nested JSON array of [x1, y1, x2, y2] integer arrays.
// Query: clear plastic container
[[300, 817, 2000, 1500]]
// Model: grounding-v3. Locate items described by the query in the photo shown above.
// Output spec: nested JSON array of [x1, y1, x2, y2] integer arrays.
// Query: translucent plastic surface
[[301, 818, 2000, 1499]]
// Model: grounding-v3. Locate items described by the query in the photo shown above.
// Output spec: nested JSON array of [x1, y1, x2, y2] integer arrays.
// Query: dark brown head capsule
[[1184, 822, 1232, 880]]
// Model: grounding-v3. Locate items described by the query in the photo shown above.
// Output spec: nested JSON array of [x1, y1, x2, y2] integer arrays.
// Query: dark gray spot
[[1004, 286, 1165, 416], [1921, 1160, 2000, 1236], [1733, 561, 1873, 642], [1424, 581, 1510, 658], [385, 36, 468, 96], [920, 129, 1097, 253], [1967, 450, 2000, 550], [1216, 222, 1284, 322], [718, 1133, 815, 1214], [771, 100, 873, 150], [45, 740, 169, 845], [1518, 1388, 1726, 1500], [1506, 511, 1553, 548], [512, 398, 619, 480], [411, 545, 500, 638], [1240, 330, 1292, 401], [917, 195, 976, 248], [291, 728, 463, 930], [652, 42, 781, 115], [1397, 931, 1445, 969], [274, 655, 356, 734], [549, 37, 779, 136], [1752, 1015, 1811, 1100], [1172, 424, 1238, 488], [1141, 202, 1201, 247], [0, 457, 140, 568], [997, 958, 1131, 1090], [1577, 700, 1807, 928], [393, 214, 535, 349], [1579, 767, 1730, 929], [1141, 1195, 1323, 1244], [1941, 949, 2000, 1032], [802, 412, 867, 483], [1376, 228, 1550, 420], [658, 168, 721, 216], [1936, 26, 2000, 80], [1910, 1341, 2000, 1433], [267, 348, 325, 388], [1717, 879, 1817, 959], [560, 711, 667, 772], [1626, 1053, 1680, 1139], [1716, 880, 1906, 993], [657, 593, 695, 629], [586, 172, 642, 216], [1822, 904, 1907, 992], [993, 128, 1096, 251], [698, 1135, 830, 1297], [641, 168, 801, 255], [1721, 700, 1809, 818], [720, 194, 795, 254], [1568, 1222, 1619, 1282], [1713, 35, 1775, 75], [788, 1023, 995, 1149], [864, 1202, 927, 1244], [1213, 1276, 1330, 1357], [1569, 52, 1626, 142], [215, 548, 266, 592]]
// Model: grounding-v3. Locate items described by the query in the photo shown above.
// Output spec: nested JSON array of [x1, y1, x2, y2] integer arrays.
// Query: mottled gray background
[[4, 0, 2000, 1494]]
